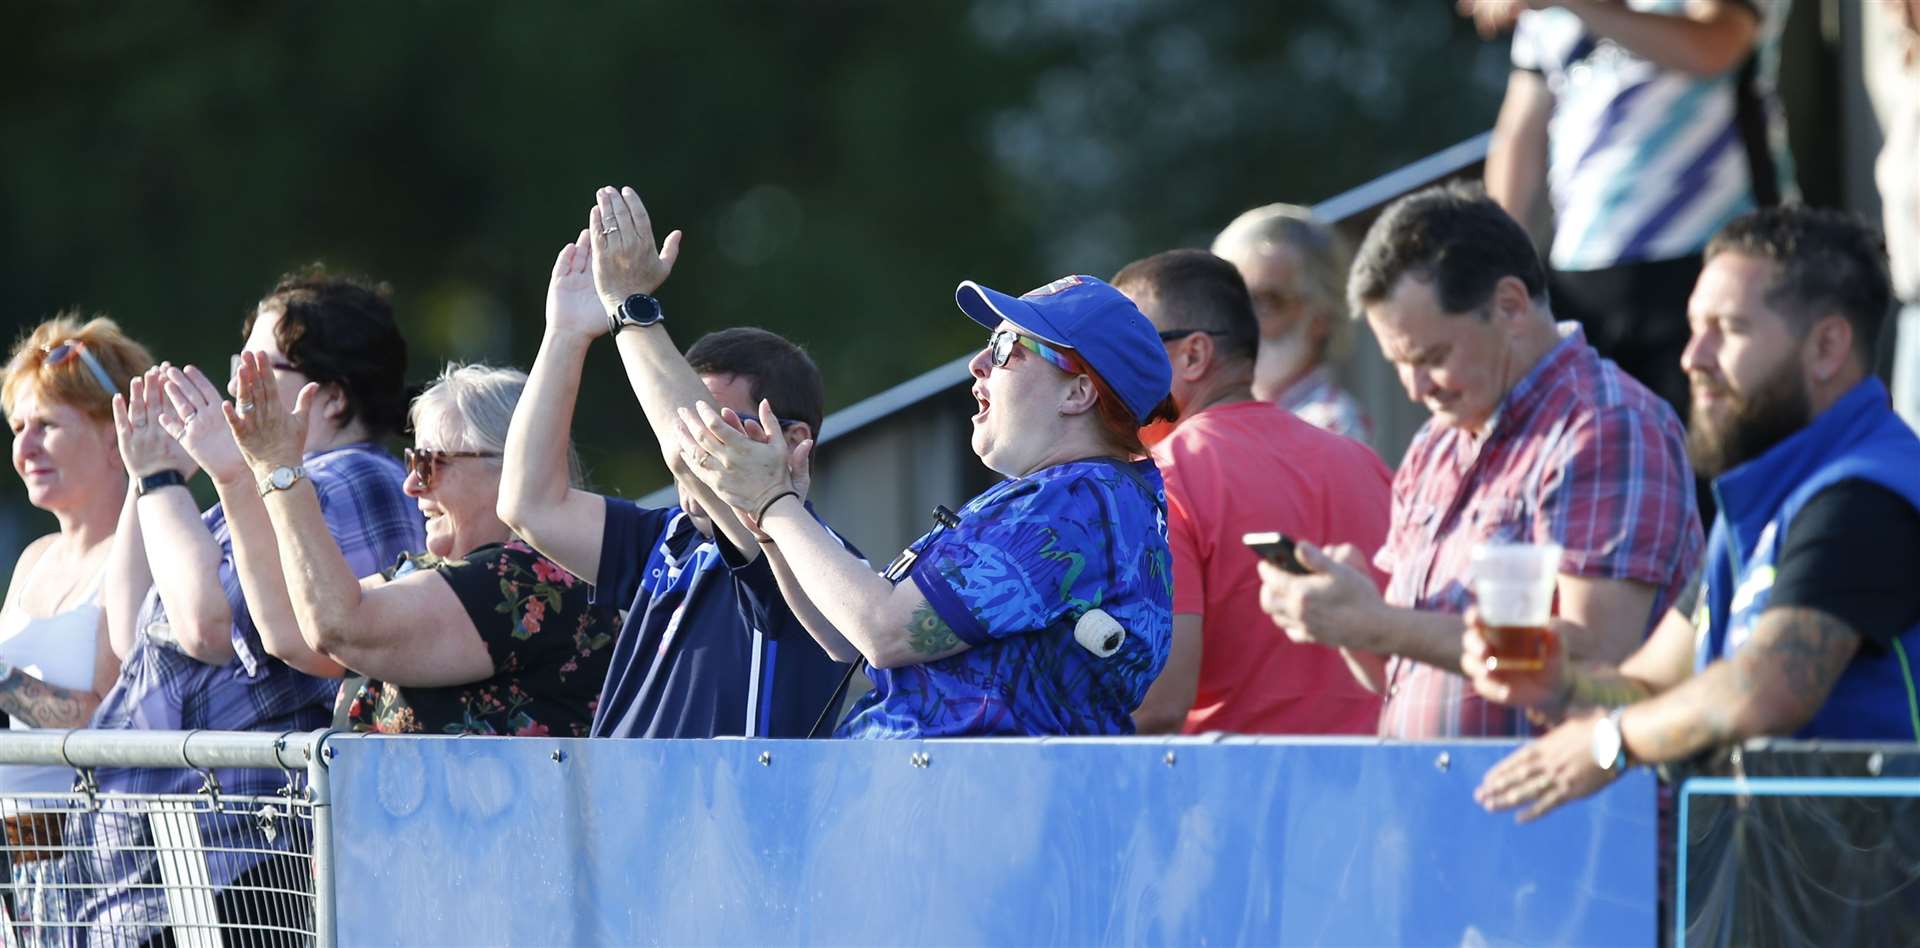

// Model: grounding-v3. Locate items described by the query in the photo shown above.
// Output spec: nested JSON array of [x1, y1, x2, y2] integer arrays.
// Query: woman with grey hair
[[1212, 203, 1372, 442], [219, 357, 615, 735]]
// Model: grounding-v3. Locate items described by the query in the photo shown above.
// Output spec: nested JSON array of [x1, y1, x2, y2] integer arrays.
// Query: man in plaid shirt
[[1258, 185, 1703, 739]]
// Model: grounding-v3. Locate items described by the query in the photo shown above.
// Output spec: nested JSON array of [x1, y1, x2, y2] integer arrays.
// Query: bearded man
[[1461, 205, 1920, 821]]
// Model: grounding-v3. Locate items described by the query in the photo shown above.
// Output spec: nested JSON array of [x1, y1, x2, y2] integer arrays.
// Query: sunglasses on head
[[41, 340, 119, 397], [229, 354, 301, 379], [987, 328, 1078, 374], [403, 447, 501, 490]]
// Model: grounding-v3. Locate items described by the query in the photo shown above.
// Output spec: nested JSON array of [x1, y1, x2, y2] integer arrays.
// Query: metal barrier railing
[[0, 731, 333, 948]]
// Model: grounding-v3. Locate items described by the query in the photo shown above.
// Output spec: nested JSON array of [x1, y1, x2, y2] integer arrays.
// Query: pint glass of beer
[[1469, 542, 1562, 671]]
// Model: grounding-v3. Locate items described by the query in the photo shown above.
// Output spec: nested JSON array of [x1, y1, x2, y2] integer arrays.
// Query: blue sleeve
[[592, 497, 674, 610], [908, 473, 1120, 648], [720, 509, 866, 642]]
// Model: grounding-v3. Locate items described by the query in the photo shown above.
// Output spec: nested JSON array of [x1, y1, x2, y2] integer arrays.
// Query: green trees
[[0, 1, 1500, 528]]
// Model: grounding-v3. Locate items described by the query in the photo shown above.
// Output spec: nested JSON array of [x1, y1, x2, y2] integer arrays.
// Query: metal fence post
[[306, 732, 337, 948]]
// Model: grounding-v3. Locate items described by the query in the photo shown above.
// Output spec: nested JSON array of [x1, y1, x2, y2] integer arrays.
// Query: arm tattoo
[[1627, 606, 1859, 763], [1753, 607, 1859, 697], [905, 601, 961, 656], [0, 667, 100, 729]]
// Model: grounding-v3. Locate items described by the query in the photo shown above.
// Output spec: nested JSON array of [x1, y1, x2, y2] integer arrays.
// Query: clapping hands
[[150, 363, 255, 486], [225, 351, 316, 477], [112, 366, 196, 481], [543, 187, 683, 343], [675, 399, 816, 529], [589, 186, 681, 313]]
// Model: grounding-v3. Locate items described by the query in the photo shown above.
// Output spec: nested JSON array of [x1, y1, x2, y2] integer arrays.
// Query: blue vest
[[1696, 378, 1920, 741]]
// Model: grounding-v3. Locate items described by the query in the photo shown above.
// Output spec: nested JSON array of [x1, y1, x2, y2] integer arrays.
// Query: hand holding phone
[[1242, 531, 1309, 575]]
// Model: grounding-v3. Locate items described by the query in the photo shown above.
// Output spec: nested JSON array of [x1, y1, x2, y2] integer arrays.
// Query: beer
[[1470, 542, 1563, 673], [1482, 623, 1555, 672]]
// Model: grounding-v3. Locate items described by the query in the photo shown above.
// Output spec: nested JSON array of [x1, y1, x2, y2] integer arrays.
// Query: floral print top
[[347, 540, 617, 736]]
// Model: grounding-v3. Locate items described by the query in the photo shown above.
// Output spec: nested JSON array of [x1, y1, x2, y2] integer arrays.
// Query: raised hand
[[725, 408, 817, 504], [716, 408, 817, 536], [156, 364, 248, 485], [224, 351, 315, 477], [675, 399, 794, 518], [112, 366, 196, 479], [588, 186, 683, 311], [545, 229, 607, 342]]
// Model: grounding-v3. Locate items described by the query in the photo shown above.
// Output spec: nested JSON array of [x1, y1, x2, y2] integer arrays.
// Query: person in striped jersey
[[1466, 0, 1796, 423]]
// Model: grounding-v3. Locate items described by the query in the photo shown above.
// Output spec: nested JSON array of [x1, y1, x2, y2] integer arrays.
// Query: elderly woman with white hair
[[217, 357, 616, 735]]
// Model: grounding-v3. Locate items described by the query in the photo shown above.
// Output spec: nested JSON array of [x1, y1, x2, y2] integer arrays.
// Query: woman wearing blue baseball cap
[[677, 274, 1176, 737]]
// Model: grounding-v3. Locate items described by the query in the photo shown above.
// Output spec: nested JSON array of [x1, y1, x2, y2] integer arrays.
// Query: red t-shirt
[[1151, 400, 1393, 735]]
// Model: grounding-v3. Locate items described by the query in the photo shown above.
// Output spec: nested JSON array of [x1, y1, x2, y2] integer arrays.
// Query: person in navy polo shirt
[[1471, 206, 1920, 820], [499, 186, 853, 739], [678, 274, 1176, 738]]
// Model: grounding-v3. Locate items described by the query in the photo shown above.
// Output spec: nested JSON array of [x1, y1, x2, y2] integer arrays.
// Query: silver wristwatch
[[258, 465, 307, 497], [1591, 707, 1629, 773]]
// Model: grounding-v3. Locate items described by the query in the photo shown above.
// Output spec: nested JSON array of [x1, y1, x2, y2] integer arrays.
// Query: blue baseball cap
[[954, 274, 1173, 425]]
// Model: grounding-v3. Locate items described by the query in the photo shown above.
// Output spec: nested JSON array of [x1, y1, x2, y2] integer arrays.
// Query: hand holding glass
[[1469, 542, 1561, 672]]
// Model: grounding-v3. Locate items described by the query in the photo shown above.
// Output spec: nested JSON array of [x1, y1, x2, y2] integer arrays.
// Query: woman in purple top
[[77, 270, 423, 944]]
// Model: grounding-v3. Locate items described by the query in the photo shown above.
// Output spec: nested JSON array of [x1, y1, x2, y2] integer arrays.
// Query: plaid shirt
[[1276, 365, 1373, 444], [1376, 325, 1702, 738], [71, 443, 421, 933]]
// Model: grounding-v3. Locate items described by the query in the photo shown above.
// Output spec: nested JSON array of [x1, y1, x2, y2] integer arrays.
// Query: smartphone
[[1242, 531, 1308, 575]]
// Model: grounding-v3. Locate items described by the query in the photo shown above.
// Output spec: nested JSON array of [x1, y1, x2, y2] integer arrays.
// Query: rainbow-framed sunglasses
[[987, 327, 1077, 374]]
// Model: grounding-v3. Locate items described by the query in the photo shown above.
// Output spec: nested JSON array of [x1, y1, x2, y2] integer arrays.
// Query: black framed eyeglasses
[[40, 340, 119, 397], [230, 354, 301, 379], [1156, 329, 1233, 343], [404, 447, 502, 490]]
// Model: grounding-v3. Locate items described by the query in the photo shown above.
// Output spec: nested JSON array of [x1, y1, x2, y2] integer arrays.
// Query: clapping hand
[[722, 407, 815, 535], [112, 366, 196, 480], [545, 229, 606, 342], [675, 399, 803, 523], [589, 186, 682, 312], [155, 364, 248, 486], [225, 351, 315, 477]]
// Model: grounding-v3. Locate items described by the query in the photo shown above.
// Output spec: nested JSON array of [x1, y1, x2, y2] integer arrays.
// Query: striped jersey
[[1513, 0, 1796, 271]]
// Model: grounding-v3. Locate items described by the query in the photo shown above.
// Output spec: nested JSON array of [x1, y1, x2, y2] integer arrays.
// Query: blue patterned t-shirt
[[838, 458, 1173, 739]]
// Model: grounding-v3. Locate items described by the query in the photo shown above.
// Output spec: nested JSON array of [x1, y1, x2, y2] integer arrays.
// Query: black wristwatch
[[136, 470, 188, 496], [608, 293, 665, 336]]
